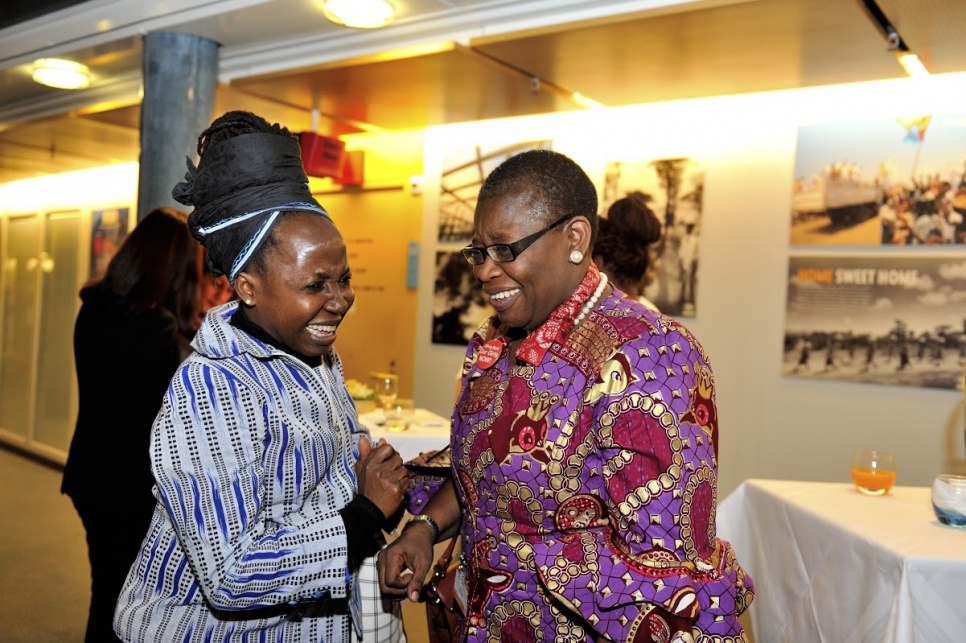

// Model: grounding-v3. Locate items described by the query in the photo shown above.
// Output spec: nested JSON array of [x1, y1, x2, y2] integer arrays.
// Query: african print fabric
[[438, 277, 754, 642]]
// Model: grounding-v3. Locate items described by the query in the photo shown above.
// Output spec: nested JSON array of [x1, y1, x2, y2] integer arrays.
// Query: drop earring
[[569, 250, 584, 264]]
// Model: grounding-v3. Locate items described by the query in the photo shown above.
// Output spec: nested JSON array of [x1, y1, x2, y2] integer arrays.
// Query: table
[[359, 407, 451, 461], [716, 479, 966, 643]]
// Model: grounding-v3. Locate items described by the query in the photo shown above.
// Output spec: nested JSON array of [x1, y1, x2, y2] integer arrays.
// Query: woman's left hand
[[356, 436, 408, 519]]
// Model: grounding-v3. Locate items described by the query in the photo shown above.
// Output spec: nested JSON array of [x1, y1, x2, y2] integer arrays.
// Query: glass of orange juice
[[851, 450, 896, 496]]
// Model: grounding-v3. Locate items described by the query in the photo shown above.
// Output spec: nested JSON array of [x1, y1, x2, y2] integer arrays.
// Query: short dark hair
[[83, 207, 201, 336], [477, 149, 598, 245]]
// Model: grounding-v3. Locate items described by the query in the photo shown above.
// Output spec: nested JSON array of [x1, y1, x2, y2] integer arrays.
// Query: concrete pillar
[[137, 31, 219, 221]]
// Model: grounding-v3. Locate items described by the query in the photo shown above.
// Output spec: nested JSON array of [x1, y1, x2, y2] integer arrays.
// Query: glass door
[[33, 211, 81, 451], [0, 214, 41, 441]]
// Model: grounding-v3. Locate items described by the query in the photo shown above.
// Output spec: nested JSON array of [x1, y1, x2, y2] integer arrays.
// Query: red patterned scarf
[[515, 264, 601, 366]]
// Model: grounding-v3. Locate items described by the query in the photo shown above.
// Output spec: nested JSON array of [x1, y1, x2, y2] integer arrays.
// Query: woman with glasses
[[379, 150, 753, 641]]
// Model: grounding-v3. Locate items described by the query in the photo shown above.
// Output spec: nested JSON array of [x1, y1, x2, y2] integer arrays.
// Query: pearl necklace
[[573, 273, 608, 327]]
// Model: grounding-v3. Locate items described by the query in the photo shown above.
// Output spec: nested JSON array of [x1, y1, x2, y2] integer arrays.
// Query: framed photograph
[[89, 207, 130, 281], [600, 157, 705, 317], [790, 114, 966, 246], [782, 253, 966, 389]]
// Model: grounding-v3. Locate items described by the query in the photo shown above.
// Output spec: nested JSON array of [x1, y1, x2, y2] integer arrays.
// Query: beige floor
[[0, 446, 90, 642]]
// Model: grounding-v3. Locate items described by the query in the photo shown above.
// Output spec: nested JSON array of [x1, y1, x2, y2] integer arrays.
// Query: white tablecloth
[[716, 478, 966, 643], [359, 408, 451, 462]]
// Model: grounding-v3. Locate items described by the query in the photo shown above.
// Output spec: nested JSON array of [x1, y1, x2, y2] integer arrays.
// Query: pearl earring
[[245, 299, 253, 306], [569, 250, 584, 264]]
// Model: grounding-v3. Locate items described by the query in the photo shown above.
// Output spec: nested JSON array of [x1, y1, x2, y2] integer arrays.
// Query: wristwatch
[[405, 513, 440, 542]]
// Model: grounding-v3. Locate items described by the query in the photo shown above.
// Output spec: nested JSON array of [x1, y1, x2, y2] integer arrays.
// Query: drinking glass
[[369, 372, 398, 411], [931, 474, 966, 527], [850, 450, 896, 496], [385, 398, 415, 432]]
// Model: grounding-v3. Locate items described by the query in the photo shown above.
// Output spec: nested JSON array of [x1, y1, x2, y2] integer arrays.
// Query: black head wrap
[[173, 131, 329, 283]]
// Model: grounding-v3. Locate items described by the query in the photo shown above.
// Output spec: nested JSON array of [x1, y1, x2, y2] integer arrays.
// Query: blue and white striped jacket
[[114, 301, 368, 642]]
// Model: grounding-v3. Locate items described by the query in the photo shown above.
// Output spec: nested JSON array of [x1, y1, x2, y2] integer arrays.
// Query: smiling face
[[472, 190, 589, 331], [235, 212, 354, 357]]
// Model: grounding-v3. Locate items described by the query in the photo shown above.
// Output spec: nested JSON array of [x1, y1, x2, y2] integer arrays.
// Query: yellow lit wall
[[308, 130, 424, 398]]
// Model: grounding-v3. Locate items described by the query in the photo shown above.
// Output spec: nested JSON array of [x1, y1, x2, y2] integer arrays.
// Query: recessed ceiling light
[[323, 0, 395, 29], [32, 58, 90, 90]]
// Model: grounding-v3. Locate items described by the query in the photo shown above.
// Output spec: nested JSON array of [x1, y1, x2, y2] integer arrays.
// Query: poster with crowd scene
[[782, 254, 966, 390], [432, 140, 552, 345], [600, 158, 704, 317], [789, 114, 966, 246]]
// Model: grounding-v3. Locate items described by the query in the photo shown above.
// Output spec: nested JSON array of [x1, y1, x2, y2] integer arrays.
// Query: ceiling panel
[[472, 0, 904, 108], [0, 115, 140, 183], [231, 43, 577, 133], [878, 0, 966, 74]]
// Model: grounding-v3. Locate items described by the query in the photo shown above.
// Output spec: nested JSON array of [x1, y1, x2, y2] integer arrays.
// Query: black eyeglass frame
[[460, 212, 576, 265]]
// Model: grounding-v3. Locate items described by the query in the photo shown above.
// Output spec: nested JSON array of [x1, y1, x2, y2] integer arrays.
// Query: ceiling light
[[571, 92, 605, 110], [323, 0, 394, 29], [896, 52, 930, 79], [32, 58, 90, 90]]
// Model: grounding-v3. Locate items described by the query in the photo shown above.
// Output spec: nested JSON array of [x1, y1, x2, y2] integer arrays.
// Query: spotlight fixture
[[323, 0, 394, 29], [858, 0, 929, 79], [896, 52, 929, 79], [32, 58, 91, 90]]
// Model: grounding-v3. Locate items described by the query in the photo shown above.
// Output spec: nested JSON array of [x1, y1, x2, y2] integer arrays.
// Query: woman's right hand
[[377, 524, 436, 602], [356, 436, 408, 519]]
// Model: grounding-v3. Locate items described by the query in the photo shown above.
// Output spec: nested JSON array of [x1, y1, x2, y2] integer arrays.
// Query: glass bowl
[[931, 474, 966, 527]]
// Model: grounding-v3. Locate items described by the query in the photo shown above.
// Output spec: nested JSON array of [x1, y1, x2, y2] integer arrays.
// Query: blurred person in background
[[62, 206, 208, 643], [593, 195, 662, 311]]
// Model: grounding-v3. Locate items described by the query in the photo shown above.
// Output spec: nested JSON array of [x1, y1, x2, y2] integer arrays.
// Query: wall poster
[[790, 114, 966, 246], [600, 158, 705, 317], [782, 254, 966, 390], [89, 207, 130, 281]]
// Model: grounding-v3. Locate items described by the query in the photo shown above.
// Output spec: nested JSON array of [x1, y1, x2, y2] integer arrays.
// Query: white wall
[[413, 73, 966, 497]]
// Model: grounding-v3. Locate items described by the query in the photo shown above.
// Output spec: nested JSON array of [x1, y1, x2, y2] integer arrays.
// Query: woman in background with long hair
[[62, 206, 207, 643]]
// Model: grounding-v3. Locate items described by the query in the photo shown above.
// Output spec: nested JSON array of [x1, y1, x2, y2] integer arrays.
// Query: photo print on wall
[[89, 207, 130, 281], [600, 158, 705, 317], [790, 114, 966, 246], [782, 253, 966, 390]]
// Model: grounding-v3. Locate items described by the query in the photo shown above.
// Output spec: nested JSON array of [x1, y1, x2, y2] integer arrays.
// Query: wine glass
[[370, 372, 398, 411], [386, 398, 415, 432], [850, 450, 896, 496]]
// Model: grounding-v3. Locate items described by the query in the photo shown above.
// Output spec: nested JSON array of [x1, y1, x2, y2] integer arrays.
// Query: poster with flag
[[789, 113, 966, 246]]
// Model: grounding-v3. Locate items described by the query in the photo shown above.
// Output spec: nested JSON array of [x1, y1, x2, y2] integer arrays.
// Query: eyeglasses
[[461, 213, 575, 265]]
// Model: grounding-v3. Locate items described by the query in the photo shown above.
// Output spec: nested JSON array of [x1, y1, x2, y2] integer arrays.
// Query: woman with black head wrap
[[114, 111, 409, 643]]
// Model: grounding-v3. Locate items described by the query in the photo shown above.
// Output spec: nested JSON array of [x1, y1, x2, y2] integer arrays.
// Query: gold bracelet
[[405, 514, 440, 542]]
